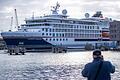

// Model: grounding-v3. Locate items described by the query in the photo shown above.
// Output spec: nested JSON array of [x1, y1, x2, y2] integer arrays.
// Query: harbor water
[[0, 50, 120, 80]]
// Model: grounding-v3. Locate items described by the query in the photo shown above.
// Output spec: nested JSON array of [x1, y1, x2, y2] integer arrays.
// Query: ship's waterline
[[0, 51, 120, 80]]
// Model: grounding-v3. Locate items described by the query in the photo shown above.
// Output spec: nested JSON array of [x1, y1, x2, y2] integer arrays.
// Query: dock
[[3, 45, 67, 55]]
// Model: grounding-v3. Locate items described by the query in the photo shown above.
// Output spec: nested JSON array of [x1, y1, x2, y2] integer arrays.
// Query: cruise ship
[[1, 3, 116, 51]]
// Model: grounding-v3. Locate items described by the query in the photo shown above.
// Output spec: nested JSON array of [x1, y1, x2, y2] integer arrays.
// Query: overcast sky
[[0, 0, 120, 31]]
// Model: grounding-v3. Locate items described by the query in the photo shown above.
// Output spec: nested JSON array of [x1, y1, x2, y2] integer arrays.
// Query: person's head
[[93, 50, 103, 59]]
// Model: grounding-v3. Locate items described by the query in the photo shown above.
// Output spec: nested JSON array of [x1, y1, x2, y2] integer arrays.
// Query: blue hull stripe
[[3, 38, 52, 46]]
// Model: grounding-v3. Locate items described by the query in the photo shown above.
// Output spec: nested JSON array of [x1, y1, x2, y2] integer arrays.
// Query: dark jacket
[[82, 58, 115, 80]]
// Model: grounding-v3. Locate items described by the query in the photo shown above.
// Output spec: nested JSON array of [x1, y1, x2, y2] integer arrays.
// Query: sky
[[0, 0, 120, 31]]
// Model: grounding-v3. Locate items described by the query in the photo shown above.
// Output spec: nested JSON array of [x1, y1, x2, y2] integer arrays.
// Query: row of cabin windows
[[42, 28, 101, 33], [45, 38, 68, 41], [74, 34, 101, 38], [42, 33, 65, 37], [26, 23, 50, 26], [42, 33, 101, 38], [26, 20, 97, 25], [54, 25, 99, 29], [26, 23, 98, 30]]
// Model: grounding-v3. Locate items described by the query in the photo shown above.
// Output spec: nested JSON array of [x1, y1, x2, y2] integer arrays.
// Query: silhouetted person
[[82, 50, 115, 80]]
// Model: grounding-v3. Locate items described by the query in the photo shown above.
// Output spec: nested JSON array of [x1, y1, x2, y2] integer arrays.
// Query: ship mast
[[51, 2, 60, 14], [32, 12, 34, 19], [14, 9, 19, 30], [9, 17, 13, 31]]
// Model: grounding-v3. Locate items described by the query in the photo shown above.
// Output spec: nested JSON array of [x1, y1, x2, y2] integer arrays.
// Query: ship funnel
[[92, 11, 103, 18]]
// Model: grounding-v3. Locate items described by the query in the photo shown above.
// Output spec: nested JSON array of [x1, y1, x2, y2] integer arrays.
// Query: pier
[[5, 45, 68, 55], [52, 46, 67, 53], [7, 46, 26, 55]]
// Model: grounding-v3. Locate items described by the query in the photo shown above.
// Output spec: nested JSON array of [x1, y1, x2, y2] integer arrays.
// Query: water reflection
[[0, 51, 120, 80]]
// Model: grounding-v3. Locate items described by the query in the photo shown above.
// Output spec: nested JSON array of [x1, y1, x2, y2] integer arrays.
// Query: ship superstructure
[[1, 3, 116, 51]]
